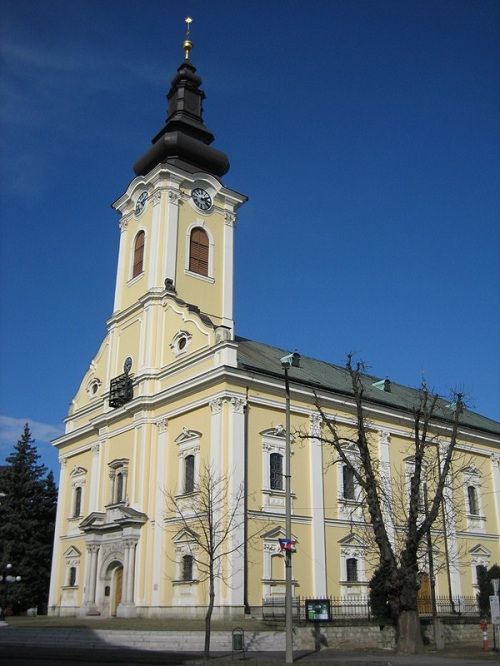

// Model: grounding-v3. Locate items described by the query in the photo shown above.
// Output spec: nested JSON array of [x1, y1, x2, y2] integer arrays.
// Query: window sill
[[172, 579, 199, 586], [62, 585, 79, 590], [340, 580, 366, 586], [127, 273, 144, 286], [185, 269, 214, 284], [175, 490, 198, 499], [262, 489, 296, 497]]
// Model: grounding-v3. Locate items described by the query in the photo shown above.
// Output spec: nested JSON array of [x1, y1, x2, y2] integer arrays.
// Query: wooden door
[[112, 567, 123, 616]]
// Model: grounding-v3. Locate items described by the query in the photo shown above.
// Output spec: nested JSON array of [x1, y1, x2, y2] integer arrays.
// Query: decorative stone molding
[[379, 429, 390, 447], [119, 217, 129, 231], [230, 397, 246, 414], [152, 190, 162, 206], [156, 417, 168, 434], [91, 443, 101, 454], [491, 453, 500, 468], [209, 398, 224, 415], [224, 211, 236, 227], [168, 189, 181, 204], [310, 412, 322, 437]]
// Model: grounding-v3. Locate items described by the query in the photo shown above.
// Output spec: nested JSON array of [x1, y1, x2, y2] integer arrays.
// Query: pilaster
[[309, 412, 327, 597], [227, 396, 246, 606], [152, 417, 168, 605]]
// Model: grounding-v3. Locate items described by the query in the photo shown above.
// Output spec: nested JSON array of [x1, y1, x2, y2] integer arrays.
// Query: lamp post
[[280, 352, 300, 664], [0, 563, 22, 624]]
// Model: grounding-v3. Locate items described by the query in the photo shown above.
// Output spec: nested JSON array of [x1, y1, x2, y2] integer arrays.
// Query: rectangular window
[[467, 486, 478, 515], [270, 453, 283, 490], [346, 557, 358, 582], [182, 554, 193, 581], [185, 455, 195, 494], [342, 465, 355, 500]]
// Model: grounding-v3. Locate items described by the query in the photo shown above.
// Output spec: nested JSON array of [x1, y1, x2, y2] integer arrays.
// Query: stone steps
[[0, 628, 285, 652]]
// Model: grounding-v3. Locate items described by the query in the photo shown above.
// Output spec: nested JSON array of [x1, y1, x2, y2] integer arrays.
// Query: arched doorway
[[101, 561, 123, 617]]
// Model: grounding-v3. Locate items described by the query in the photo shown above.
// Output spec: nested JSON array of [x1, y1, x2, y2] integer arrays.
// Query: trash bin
[[232, 627, 245, 654]]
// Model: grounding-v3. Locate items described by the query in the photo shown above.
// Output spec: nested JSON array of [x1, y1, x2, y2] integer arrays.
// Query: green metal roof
[[236, 337, 500, 438]]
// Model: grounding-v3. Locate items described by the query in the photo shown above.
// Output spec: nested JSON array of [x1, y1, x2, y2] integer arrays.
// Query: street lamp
[[0, 563, 22, 624], [280, 351, 300, 665]]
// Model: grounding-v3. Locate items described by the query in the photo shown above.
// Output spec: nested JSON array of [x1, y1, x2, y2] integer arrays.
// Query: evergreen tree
[[0, 424, 58, 613], [477, 564, 500, 618]]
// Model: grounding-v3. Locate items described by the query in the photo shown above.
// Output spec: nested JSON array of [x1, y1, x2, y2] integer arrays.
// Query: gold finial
[[183, 16, 193, 60]]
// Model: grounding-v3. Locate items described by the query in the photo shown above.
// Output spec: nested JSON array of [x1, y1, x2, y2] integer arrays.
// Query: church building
[[49, 29, 500, 619]]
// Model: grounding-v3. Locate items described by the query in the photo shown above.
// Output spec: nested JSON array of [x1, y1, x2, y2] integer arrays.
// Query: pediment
[[173, 527, 199, 543], [70, 466, 87, 477], [261, 526, 298, 542], [175, 428, 202, 444], [469, 544, 491, 557], [80, 505, 147, 533], [260, 426, 285, 438], [338, 534, 366, 548], [64, 546, 81, 558]]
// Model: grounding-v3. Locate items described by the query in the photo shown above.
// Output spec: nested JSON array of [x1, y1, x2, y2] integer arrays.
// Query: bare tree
[[311, 355, 464, 654], [165, 465, 244, 660]]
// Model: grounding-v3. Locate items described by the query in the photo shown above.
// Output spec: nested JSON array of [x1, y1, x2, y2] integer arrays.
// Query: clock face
[[135, 191, 148, 216], [192, 188, 212, 211]]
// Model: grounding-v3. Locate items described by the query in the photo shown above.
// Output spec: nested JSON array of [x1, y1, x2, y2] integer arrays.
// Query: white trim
[[309, 413, 327, 597]]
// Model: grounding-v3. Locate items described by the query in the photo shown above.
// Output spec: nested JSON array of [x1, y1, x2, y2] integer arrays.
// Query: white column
[[139, 302, 153, 373], [88, 546, 99, 604], [209, 398, 225, 607], [152, 418, 168, 605], [148, 189, 162, 289], [48, 457, 67, 611], [113, 217, 129, 312], [121, 544, 130, 603], [309, 413, 327, 597], [165, 188, 181, 283], [88, 443, 101, 513], [490, 454, 500, 535], [379, 429, 395, 545], [222, 211, 236, 333], [227, 396, 246, 607], [82, 543, 100, 614], [439, 442, 462, 597], [131, 415, 146, 507], [126, 541, 137, 603], [209, 398, 224, 477]]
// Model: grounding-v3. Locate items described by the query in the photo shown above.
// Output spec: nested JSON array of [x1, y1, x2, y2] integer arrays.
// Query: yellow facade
[[49, 46, 500, 619]]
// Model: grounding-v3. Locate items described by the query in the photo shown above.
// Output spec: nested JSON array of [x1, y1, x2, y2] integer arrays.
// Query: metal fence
[[262, 595, 480, 621]]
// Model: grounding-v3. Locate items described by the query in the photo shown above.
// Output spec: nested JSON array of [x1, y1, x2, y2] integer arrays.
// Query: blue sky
[[1, 0, 499, 476]]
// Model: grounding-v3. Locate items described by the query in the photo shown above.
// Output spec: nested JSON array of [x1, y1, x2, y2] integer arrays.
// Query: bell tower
[[111, 18, 247, 336]]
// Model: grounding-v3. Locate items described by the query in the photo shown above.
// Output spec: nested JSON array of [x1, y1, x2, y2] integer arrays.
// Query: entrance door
[[111, 567, 123, 616]]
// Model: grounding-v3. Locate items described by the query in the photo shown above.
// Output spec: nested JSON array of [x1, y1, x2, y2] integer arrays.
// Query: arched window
[[182, 554, 194, 581], [346, 557, 358, 582], [132, 231, 145, 278], [68, 566, 77, 587], [467, 486, 478, 515], [184, 455, 195, 494], [189, 228, 209, 276], [342, 465, 355, 500], [73, 486, 82, 517], [270, 453, 283, 490]]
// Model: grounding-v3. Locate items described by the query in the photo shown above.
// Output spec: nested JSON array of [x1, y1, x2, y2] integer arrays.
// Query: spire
[[133, 17, 229, 178]]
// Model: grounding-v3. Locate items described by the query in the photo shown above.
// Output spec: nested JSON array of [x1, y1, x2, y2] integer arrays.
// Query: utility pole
[[280, 352, 300, 664]]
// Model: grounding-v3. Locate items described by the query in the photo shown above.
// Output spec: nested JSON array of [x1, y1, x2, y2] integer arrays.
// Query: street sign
[[489, 595, 500, 625]]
